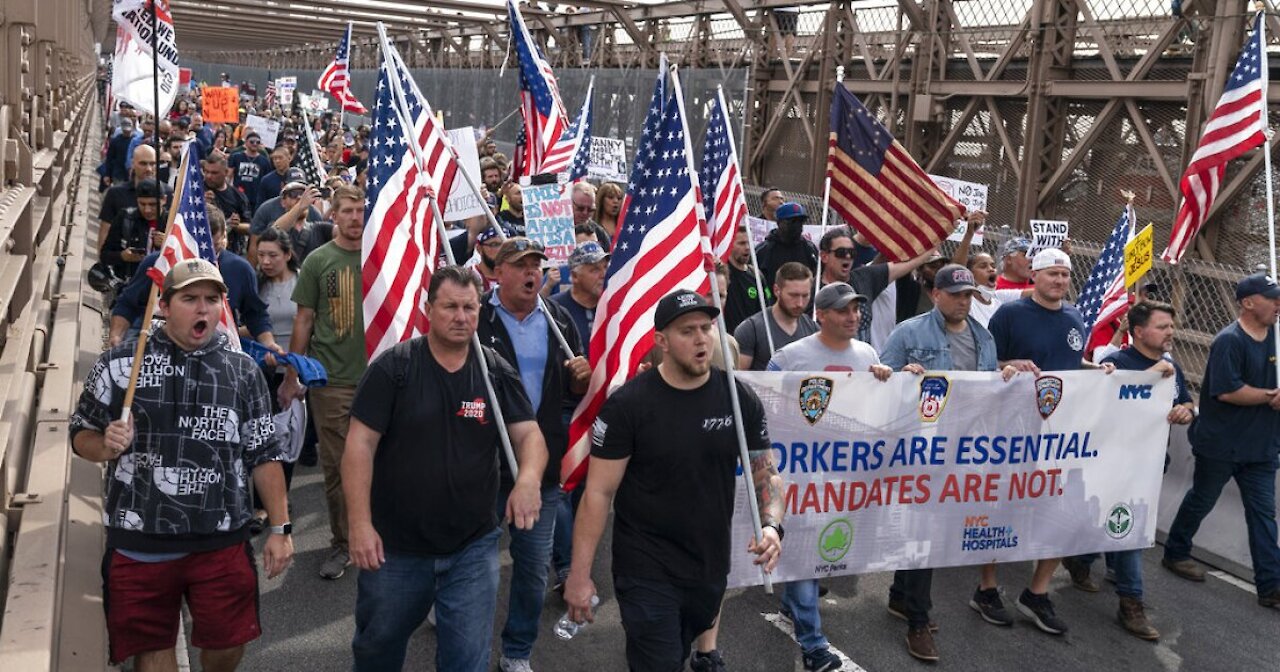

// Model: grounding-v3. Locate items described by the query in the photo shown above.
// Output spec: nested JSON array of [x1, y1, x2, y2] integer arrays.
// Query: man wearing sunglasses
[[995, 238, 1035, 291], [229, 131, 272, 211]]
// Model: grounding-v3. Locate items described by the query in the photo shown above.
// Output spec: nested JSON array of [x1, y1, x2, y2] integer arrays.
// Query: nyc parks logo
[[817, 518, 853, 563]]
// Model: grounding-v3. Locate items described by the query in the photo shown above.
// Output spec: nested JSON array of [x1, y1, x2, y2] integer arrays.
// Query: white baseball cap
[[1031, 248, 1071, 271]]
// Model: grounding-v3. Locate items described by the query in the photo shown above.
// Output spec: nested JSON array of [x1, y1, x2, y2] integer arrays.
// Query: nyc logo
[[1118, 384, 1153, 400]]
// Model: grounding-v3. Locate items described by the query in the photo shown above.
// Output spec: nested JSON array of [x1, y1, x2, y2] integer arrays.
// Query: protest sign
[[747, 216, 775, 245], [1124, 223, 1155, 288], [727, 370, 1173, 587], [1029, 219, 1069, 254], [201, 86, 240, 123], [242, 114, 281, 149], [443, 127, 486, 221], [587, 137, 628, 183], [300, 90, 331, 113], [929, 174, 989, 244], [179, 68, 192, 91], [522, 183, 575, 263], [277, 76, 297, 106]]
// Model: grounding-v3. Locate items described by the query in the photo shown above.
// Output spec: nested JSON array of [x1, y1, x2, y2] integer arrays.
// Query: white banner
[[1030, 219, 1069, 254], [587, 137, 628, 183], [242, 114, 280, 149], [727, 370, 1173, 588], [443, 127, 486, 221], [277, 76, 297, 106], [929, 174, 989, 245], [110, 1, 180, 118]]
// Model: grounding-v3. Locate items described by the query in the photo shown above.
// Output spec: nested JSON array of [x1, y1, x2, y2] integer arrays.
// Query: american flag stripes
[[700, 89, 747, 263], [146, 143, 240, 349], [294, 118, 327, 185], [562, 78, 595, 182], [319, 22, 368, 115], [263, 79, 277, 109], [1163, 11, 1267, 263], [509, 0, 571, 176], [561, 65, 707, 490], [361, 42, 458, 359], [1077, 205, 1135, 357], [826, 85, 965, 262]]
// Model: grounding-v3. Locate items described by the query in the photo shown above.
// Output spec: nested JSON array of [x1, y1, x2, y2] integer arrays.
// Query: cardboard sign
[[522, 183, 575, 263], [242, 114, 281, 149], [1124, 223, 1155, 288], [443, 127, 486, 221], [746, 216, 775, 246], [929, 174, 989, 245], [277, 76, 297, 106], [587, 137, 628, 183], [201, 86, 241, 123], [1029, 219, 1069, 254]]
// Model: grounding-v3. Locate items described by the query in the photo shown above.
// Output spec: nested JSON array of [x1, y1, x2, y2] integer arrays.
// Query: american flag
[[827, 85, 965, 261], [362, 41, 458, 359], [294, 118, 327, 185], [146, 143, 240, 349], [263, 79, 277, 109], [1163, 11, 1266, 263], [1077, 205, 1135, 357], [318, 22, 368, 115], [699, 89, 746, 263], [561, 65, 707, 490], [509, 0, 571, 176], [561, 78, 595, 182]]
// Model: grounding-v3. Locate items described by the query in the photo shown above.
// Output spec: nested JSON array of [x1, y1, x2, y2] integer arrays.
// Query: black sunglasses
[[829, 247, 856, 260]]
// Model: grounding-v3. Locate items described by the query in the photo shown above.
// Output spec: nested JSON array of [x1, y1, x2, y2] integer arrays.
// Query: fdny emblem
[[918, 375, 950, 423], [1035, 376, 1064, 419], [799, 376, 835, 425]]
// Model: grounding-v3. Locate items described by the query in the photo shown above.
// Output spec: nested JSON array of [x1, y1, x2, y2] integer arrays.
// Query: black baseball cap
[[1235, 272, 1280, 301], [654, 289, 719, 330]]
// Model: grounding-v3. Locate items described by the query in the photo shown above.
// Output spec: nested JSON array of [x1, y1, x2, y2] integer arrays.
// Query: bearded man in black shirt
[[565, 289, 786, 671]]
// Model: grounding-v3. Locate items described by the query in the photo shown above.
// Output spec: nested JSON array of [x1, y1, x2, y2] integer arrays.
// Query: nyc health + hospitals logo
[[1106, 503, 1134, 539]]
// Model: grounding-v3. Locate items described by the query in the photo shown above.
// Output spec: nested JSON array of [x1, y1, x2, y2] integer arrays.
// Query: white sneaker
[[499, 657, 533, 672]]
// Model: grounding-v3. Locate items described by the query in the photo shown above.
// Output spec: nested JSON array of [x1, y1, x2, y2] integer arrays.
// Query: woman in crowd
[[595, 181, 624, 245]]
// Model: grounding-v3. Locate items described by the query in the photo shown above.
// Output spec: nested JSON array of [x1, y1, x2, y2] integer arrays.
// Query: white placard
[[587, 137, 628, 183], [277, 76, 297, 106], [1030, 219, 1069, 254], [929, 174, 989, 245], [443, 127, 486, 221], [242, 114, 281, 149]]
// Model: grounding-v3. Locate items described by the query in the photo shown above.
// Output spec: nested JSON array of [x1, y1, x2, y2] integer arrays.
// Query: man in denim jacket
[[878, 264, 1017, 662]]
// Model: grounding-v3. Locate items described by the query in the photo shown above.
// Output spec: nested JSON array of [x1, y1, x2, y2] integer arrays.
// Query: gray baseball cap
[[814, 282, 867, 310]]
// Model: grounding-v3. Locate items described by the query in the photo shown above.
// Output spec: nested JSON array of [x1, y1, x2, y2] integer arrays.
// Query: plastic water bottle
[[553, 595, 600, 640]]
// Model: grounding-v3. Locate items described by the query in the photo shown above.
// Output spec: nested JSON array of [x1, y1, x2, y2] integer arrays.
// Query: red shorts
[[102, 543, 261, 663]]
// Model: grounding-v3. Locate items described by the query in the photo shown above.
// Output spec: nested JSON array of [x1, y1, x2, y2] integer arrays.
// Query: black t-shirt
[[98, 182, 139, 225], [208, 185, 252, 254], [349, 340, 535, 556], [849, 263, 891, 343], [1190, 322, 1280, 462], [593, 368, 770, 584], [724, 264, 767, 335]]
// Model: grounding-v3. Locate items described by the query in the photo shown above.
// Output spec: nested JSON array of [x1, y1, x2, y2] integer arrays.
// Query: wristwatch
[[269, 522, 293, 535], [763, 522, 785, 541]]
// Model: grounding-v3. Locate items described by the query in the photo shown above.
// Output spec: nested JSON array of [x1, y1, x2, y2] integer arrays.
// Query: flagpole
[[1258, 5, 1280, 380], [814, 67, 844, 319], [674, 65, 773, 593], [376, 24, 522, 478], [149, 0, 161, 164]]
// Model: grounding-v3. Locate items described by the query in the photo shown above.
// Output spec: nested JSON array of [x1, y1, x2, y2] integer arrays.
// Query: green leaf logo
[[818, 519, 853, 562]]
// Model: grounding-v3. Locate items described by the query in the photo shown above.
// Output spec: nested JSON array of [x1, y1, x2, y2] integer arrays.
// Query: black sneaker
[[690, 649, 727, 672], [968, 587, 1013, 626], [1259, 588, 1280, 609], [802, 647, 842, 672], [779, 605, 795, 624], [1017, 589, 1068, 635]]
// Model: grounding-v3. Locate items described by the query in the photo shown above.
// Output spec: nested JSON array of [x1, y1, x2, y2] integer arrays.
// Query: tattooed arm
[[750, 448, 785, 527]]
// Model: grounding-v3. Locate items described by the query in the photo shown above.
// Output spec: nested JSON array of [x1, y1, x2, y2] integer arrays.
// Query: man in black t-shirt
[[565, 290, 785, 671], [202, 152, 252, 255], [344, 266, 547, 672], [724, 225, 769, 334]]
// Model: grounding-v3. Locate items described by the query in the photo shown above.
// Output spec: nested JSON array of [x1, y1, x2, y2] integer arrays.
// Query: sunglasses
[[829, 248, 855, 260]]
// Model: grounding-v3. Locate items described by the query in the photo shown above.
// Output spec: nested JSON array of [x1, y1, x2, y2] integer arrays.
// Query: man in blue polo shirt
[[1162, 273, 1280, 610]]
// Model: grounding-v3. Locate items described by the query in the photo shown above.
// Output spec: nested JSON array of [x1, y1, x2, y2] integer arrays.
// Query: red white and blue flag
[[319, 22, 368, 115], [263, 79, 277, 109], [147, 142, 240, 350], [700, 89, 747, 263], [1163, 11, 1267, 263], [561, 63, 706, 490], [509, 0, 571, 176], [561, 78, 595, 182], [1077, 205, 1135, 357]]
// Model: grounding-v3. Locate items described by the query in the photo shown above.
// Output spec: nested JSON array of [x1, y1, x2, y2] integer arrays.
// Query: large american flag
[[827, 85, 965, 261], [509, 0, 571, 176], [263, 79, 277, 109], [1163, 11, 1266, 263], [700, 89, 746, 263], [561, 65, 706, 490], [362, 41, 458, 359], [318, 22, 368, 115], [146, 143, 240, 349], [295, 117, 327, 184], [1078, 205, 1135, 357], [562, 78, 595, 182]]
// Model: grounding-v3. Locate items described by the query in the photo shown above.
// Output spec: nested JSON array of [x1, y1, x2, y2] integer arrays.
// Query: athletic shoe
[[886, 597, 938, 633], [801, 647, 842, 672], [1017, 589, 1068, 635], [499, 657, 533, 672], [319, 547, 351, 580], [1062, 557, 1100, 592], [906, 626, 940, 662], [1259, 588, 1280, 609], [1161, 557, 1206, 582], [690, 649, 728, 672], [968, 587, 1013, 626]]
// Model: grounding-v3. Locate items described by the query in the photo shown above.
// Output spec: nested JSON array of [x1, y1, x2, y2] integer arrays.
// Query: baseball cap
[[283, 167, 309, 192], [568, 241, 609, 268], [163, 258, 227, 295], [923, 249, 948, 265], [476, 226, 504, 244], [775, 202, 808, 221], [933, 264, 980, 293], [654, 289, 720, 330], [998, 237, 1032, 259], [814, 282, 867, 310], [1030, 247, 1072, 271], [494, 237, 548, 265], [1235, 272, 1280, 300]]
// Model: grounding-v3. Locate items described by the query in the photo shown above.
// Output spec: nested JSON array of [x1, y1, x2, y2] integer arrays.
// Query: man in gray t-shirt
[[735, 262, 817, 370]]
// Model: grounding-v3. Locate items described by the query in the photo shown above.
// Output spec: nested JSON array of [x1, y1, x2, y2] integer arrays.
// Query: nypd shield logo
[[799, 376, 835, 425], [1035, 375, 1064, 419], [918, 375, 950, 422]]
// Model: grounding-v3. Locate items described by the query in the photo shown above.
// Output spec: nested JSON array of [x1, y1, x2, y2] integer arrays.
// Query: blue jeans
[[1074, 550, 1144, 599], [781, 579, 828, 653], [496, 483, 562, 660], [552, 484, 584, 580], [351, 527, 501, 672], [1165, 455, 1280, 594]]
